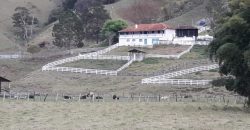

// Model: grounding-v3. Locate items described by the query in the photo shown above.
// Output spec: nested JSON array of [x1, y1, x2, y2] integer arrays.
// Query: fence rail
[[1, 91, 247, 105], [0, 55, 21, 59], [42, 43, 129, 75], [142, 64, 219, 85], [142, 79, 212, 85]]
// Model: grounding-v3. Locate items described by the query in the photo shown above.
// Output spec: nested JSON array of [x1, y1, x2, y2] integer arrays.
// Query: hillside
[[0, 0, 58, 52], [105, 0, 207, 25]]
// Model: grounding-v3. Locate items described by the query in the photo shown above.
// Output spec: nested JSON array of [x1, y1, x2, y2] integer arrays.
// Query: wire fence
[[0, 92, 248, 106]]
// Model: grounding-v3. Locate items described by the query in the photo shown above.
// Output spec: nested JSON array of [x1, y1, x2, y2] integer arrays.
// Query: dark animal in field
[[80, 95, 87, 99], [87, 92, 94, 97], [184, 95, 192, 98], [29, 95, 35, 99], [113, 95, 119, 100], [63, 96, 72, 100], [95, 96, 103, 99]]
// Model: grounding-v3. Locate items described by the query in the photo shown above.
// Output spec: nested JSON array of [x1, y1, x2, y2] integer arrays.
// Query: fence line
[[117, 59, 135, 72], [142, 64, 219, 85], [143, 44, 194, 59], [1, 91, 247, 105], [0, 55, 21, 59], [142, 79, 212, 85]]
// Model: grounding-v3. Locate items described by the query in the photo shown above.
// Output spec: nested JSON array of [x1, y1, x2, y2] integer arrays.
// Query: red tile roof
[[119, 23, 173, 32]]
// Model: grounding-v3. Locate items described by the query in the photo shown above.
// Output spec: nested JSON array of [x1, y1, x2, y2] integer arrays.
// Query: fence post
[[79, 93, 81, 102], [175, 94, 178, 102], [56, 93, 58, 102], [3, 92, 6, 102], [139, 94, 141, 102], [159, 94, 161, 102], [27, 93, 30, 101], [44, 94, 48, 102]]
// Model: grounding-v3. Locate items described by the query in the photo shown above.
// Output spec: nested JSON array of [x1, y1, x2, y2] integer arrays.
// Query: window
[[132, 39, 136, 42], [127, 39, 130, 42], [139, 39, 143, 42], [144, 31, 147, 34], [158, 31, 161, 34]]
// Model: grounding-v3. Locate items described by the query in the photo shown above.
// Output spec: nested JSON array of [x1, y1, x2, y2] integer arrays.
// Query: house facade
[[118, 23, 175, 47]]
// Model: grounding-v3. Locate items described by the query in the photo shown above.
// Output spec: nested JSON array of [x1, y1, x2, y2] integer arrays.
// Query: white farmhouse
[[118, 23, 175, 47]]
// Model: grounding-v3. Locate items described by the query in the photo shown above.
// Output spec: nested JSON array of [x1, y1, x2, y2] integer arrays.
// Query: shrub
[[27, 45, 41, 54]]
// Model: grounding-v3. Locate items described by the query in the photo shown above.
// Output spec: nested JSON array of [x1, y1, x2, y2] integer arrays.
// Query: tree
[[101, 20, 127, 45], [12, 7, 39, 43], [209, 0, 250, 106], [62, 0, 78, 10], [75, 0, 110, 44], [52, 10, 84, 49]]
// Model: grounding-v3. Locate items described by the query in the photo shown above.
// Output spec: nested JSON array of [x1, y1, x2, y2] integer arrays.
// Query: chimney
[[135, 24, 138, 29]]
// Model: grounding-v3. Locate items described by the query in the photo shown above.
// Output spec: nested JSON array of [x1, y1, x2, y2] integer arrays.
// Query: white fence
[[0, 55, 21, 59], [145, 44, 194, 59], [142, 64, 219, 85], [142, 79, 212, 85], [43, 43, 120, 69], [43, 67, 118, 75], [116, 59, 135, 72], [42, 43, 136, 76]]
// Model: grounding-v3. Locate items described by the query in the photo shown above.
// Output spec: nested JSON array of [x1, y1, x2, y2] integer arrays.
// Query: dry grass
[[177, 70, 220, 80], [181, 45, 209, 59], [61, 59, 127, 70], [0, 101, 249, 130], [105, 45, 190, 56]]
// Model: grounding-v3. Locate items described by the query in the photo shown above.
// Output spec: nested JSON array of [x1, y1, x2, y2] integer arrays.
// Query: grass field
[[0, 101, 249, 130], [176, 70, 220, 80], [181, 45, 209, 59], [105, 45, 190, 56], [61, 59, 127, 70]]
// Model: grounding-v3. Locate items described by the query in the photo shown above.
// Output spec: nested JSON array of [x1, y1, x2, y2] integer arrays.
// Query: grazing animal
[[87, 92, 94, 98], [29, 95, 35, 99], [161, 96, 170, 101], [113, 95, 119, 100], [80, 95, 87, 99], [63, 96, 72, 100], [95, 96, 103, 99], [184, 95, 192, 98]]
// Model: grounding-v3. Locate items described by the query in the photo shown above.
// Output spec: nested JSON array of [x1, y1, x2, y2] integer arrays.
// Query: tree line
[[12, 0, 126, 48], [209, 0, 250, 106]]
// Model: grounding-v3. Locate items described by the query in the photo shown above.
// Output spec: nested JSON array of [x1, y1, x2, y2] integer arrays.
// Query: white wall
[[119, 29, 175, 46]]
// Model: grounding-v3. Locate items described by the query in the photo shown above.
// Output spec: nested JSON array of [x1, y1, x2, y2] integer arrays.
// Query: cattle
[[113, 95, 119, 100], [63, 95, 72, 100], [87, 92, 94, 98], [80, 95, 87, 99], [95, 96, 103, 99], [161, 96, 170, 101]]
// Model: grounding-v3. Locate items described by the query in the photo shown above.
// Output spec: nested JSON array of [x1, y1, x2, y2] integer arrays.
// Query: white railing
[[42, 43, 136, 75], [143, 64, 219, 80], [43, 67, 118, 76], [145, 44, 194, 59], [116, 59, 135, 72], [142, 79, 212, 85], [142, 64, 219, 85], [43, 43, 120, 69], [0, 55, 21, 59]]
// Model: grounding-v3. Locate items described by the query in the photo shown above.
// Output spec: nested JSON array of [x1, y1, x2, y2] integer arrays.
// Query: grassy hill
[[0, 0, 58, 52]]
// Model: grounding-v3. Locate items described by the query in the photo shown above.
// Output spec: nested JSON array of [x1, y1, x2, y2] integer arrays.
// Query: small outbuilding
[[0, 77, 11, 93], [176, 25, 198, 38], [128, 49, 146, 61]]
